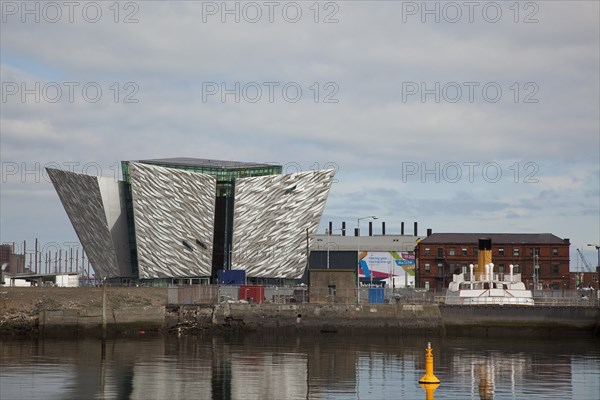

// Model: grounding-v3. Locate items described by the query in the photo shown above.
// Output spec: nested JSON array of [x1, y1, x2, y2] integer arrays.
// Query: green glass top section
[[121, 158, 282, 183]]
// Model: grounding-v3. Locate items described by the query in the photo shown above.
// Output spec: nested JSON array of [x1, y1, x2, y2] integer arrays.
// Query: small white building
[[54, 274, 79, 287], [0, 273, 79, 287]]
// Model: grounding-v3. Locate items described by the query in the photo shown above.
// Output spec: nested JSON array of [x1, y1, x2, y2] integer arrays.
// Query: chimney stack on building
[[427, 228, 432, 237], [414, 222, 418, 236]]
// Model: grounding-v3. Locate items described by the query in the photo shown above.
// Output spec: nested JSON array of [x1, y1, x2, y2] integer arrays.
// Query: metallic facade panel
[[47, 168, 123, 278], [98, 176, 133, 277], [129, 162, 216, 279], [232, 170, 335, 279]]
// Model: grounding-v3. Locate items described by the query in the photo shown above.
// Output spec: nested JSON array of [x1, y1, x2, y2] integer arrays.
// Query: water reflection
[[420, 383, 440, 400], [1, 334, 599, 400], [440, 339, 580, 400]]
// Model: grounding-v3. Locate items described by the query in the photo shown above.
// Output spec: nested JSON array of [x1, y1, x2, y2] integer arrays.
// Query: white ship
[[446, 263, 534, 306]]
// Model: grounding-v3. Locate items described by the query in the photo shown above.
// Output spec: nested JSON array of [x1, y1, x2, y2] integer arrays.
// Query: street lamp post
[[531, 249, 540, 290], [357, 216, 377, 303], [587, 244, 600, 270], [588, 244, 600, 288]]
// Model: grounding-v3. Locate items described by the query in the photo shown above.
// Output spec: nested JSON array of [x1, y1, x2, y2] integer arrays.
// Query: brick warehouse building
[[416, 233, 571, 290]]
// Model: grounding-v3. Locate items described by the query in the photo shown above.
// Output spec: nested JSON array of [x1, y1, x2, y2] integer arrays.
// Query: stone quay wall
[[1, 287, 599, 337]]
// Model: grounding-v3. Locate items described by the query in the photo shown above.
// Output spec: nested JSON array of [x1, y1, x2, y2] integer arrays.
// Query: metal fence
[[167, 285, 219, 304], [532, 289, 599, 307], [167, 285, 600, 307], [167, 285, 436, 305]]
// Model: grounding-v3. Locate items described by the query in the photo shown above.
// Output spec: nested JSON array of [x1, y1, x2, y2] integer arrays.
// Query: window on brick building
[[552, 264, 559, 274], [499, 264, 504, 274], [474, 248, 478, 257], [552, 248, 558, 256], [461, 248, 467, 256], [498, 248, 505, 256], [514, 264, 520, 273], [449, 248, 455, 256], [462, 265, 467, 275], [437, 248, 444, 257], [425, 248, 430, 256], [425, 263, 430, 273], [513, 248, 520, 257]]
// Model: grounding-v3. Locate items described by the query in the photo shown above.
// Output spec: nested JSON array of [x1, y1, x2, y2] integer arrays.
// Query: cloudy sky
[[1, 1, 599, 269]]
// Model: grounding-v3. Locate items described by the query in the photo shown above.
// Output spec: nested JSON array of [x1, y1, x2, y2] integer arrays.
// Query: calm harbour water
[[1, 333, 599, 400]]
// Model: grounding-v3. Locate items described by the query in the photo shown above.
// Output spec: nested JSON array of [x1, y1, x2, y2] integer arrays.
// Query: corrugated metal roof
[[418, 233, 567, 244], [137, 157, 279, 169]]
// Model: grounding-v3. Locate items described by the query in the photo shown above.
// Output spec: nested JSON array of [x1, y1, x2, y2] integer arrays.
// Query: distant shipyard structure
[[47, 158, 335, 284]]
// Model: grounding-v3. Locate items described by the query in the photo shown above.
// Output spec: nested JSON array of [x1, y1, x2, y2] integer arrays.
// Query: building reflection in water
[[476, 362, 495, 400], [447, 341, 574, 400], [450, 350, 527, 400], [200, 333, 354, 399], [0, 335, 595, 399]]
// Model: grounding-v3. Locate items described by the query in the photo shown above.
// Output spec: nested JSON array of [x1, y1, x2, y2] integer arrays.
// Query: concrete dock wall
[[35, 304, 443, 333], [2, 287, 598, 336], [207, 303, 443, 332], [441, 305, 600, 336], [33, 303, 600, 337], [39, 306, 165, 333]]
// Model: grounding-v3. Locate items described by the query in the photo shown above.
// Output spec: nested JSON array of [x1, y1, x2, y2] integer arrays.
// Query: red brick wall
[[416, 242, 571, 290]]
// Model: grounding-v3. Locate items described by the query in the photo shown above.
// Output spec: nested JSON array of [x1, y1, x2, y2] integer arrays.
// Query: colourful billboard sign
[[358, 251, 415, 287]]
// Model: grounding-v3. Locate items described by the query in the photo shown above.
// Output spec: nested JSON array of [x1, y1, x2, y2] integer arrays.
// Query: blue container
[[368, 288, 384, 304], [217, 269, 246, 285]]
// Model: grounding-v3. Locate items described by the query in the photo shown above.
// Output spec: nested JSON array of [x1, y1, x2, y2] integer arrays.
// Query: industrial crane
[[587, 244, 600, 270], [576, 249, 593, 273]]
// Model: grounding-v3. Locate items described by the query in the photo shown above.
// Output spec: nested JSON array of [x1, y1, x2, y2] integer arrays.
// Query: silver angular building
[[128, 162, 216, 279], [47, 158, 335, 284], [232, 170, 335, 279], [46, 168, 132, 279]]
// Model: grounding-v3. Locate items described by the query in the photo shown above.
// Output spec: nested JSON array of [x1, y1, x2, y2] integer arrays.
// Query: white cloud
[[1, 1, 598, 269]]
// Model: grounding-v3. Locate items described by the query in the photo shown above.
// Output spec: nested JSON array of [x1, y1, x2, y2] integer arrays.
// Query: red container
[[239, 285, 265, 304]]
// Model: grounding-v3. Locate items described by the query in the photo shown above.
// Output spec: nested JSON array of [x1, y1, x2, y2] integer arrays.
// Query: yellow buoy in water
[[419, 342, 440, 384]]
